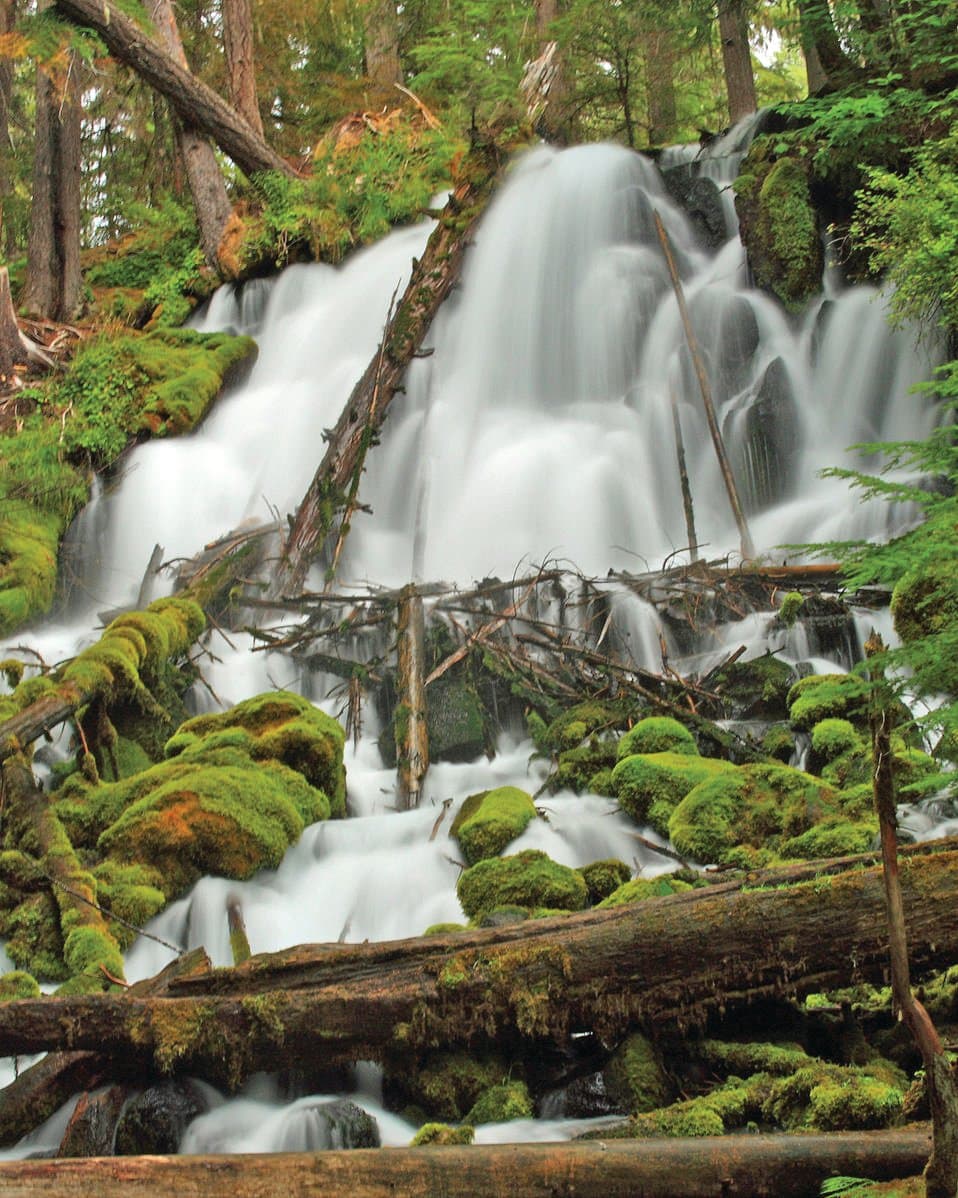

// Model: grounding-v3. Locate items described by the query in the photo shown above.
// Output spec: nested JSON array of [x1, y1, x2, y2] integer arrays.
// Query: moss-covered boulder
[[596, 873, 695, 909], [668, 762, 840, 865], [734, 150, 823, 310], [580, 858, 632, 904], [787, 673, 869, 731], [612, 752, 737, 835], [891, 565, 958, 693], [616, 716, 697, 761], [553, 741, 619, 793], [537, 699, 642, 753], [603, 1032, 672, 1114], [762, 1060, 906, 1131], [392, 1051, 512, 1122], [464, 1080, 534, 1124], [410, 1122, 475, 1146], [711, 652, 799, 721], [0, 969, 41, 1000], [451, 786, 537, 865], [456, 850, 588, 922]]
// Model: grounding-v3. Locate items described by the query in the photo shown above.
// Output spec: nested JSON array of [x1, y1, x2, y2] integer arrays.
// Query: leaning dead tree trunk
[[274, 133, 503, 596], [54, 0, 294, 179], [2, 846, 956, 1087], [0, 1130, 933, 1197], [395, 583, 428, 808], [867, 635, 958, 1198]]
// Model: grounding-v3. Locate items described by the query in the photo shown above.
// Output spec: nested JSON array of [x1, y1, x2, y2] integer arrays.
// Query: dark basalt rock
[[114, 1080, 207, 1155]]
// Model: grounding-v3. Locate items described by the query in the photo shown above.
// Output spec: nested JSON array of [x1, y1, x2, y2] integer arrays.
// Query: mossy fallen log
[[0, 1129, 932, 1197], [1, 845, 957, 1089], [275, 131, 505, 595]]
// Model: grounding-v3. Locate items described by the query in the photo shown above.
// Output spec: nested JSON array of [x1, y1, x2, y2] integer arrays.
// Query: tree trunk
[[0, 0, 14, 255], [0, 1130, 934, 1196], [21, 9, 83, 322], [222, 0, 265, 138], [796, 0, 864, 88], [274, 133, 502, 596], [361, 0, 403, 91], [149, 0, 232, 268], [1, 846, 957, 1087], [528, 0, 570, 143], [0, 266, 20, 382], [644, 31, 678, 145], [717, 0, 756, 125], [395, 584, 428, 808], [53, 0, 295, 179]]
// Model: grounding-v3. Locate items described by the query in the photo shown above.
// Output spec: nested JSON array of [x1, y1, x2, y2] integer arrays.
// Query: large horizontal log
[[54, 0, 293, 179], [1, 847, 957, 1087], [0, 1130, 932, 1197]]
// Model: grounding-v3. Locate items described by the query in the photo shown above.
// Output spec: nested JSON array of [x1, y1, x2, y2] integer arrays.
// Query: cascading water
[[0, 129, 946, 1158]]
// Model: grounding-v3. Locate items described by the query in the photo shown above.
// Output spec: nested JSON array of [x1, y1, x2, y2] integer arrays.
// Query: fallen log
[[0, 1129, 932, 1197], [54, 0, 294, 179], [0, 950, 211, 1147], [274, 131, 503, 595], [1, 846, 957, 1088]]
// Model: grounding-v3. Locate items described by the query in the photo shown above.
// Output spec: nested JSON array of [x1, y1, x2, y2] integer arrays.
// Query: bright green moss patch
[[580, 858, 632, 904], [553, 741, 619, 792], [464, 1080, 534, 1124], [399, 1051, 511, 1121], [0, 970, 41, 1000], [604, 1032, 672, 1114], [787, 674, 870, 731], [780, 817, 877, 859], [617, 716, 697, 760], [4, 891, 67, 981], [456, 849, 588, 922], [612, 752, 736, 834], [812, 719, 863, 761], [451, 786, 537, 864], [92, 860, 167, 949], [669, 762, 840, 865], [596, 873, 694, 908], [410, 1122, 475, 1146], [538, 699, 641, 753], [166, 690, 346, 817], [0, 502, 61, 636]]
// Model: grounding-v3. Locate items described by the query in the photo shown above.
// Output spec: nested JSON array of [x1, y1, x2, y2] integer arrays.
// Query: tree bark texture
[[21, 12, 82, 322], [222, 0, 264, 137], [717, 0, 757, 125], [1, 847, 957, 1088], [361, 0, 403, 90], [645, 32, 678, 145], [148, 0, 232, 267], [0, 1130, 933, 1197], [0, 0, 14, 255], [797, 0, 863, 88], [53, 0, 294, 179], [395, 584, 428, 808], [275, 134, 502, 596], [0, 266, 20, 381]]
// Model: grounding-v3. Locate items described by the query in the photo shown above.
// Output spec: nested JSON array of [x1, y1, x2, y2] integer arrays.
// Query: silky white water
[[0, 132, 946, 1157]]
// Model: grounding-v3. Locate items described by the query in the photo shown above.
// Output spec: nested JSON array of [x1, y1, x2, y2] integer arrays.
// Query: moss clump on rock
[[603, 1032, 672, 1113], [410, 1122, 475, 1146], [554, 741, 619, 793], [580, 858, 632, 904], [787, 673, 869, 731], [780, 817, 877, 859], [617, 716, 698, 761], [0, 970, 41, 1000], [456, 849, 588, 923], [596, 873, 694, 909], [398, 1051, 512, 1121], [668, 762, 839, 865], [612, 752, 737, 834], [3, 891, 68, 980], [464, 1080, 534, 1124], [811, 718, 863, 761], [451, 786, 537, 865], [92, 860, 167, 949], [539, 699, 641, 753], [763, 1061, 906, 1131], [710, 652, 798, 721]]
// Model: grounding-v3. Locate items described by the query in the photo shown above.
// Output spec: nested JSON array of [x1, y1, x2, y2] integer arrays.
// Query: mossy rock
[[92, 860, 167, 949], [425, 671, 488, 763], [762, 1061, 906, 1131], [780, 817, 877, 859], [397, 1051, 511, 1121], [612, 752, 737, 834], [603, 1032, 672, 1114], [0, 970, 41, 1000], [4, 891, 68, 981], [451, 786, 537, 865], [580, 858, 632, 904], [410, 1123, 475, 1146], [734, 150, 823, 310], [811, 719, 862, 762], [596, 873, 694, 909], [616, 717, 698, 761], [787, 673, 869, 731], [891, 565, 958, 663], [539, 699, 641, 753], [554, 741, 619, 793], [697, 1039, 812, 1078], [166, 690, 346, 816], [423, 921, 469, 936], [713, 651, 799, 721], [456, 849, 588, 923], [464, 1080, 534, 1124], [668, 762, 839, 865], [761, 723, 797, 764], [630, 1083, 750, 1138]]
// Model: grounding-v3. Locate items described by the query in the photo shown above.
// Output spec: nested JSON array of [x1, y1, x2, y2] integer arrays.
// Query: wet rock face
[[114, 1081, 207, 1155], [662, 168, 728, 250], [274, 1099, 381, 1151], [738, 356, 801, 512], [539, 1070, 622, 1120]]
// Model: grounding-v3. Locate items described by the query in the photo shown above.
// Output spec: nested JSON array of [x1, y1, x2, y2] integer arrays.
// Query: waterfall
[[0, 132, 945, 1158]]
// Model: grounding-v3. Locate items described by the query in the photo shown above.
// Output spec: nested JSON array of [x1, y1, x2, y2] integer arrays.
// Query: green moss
[[580, 858, 632, 904], [604, 1032, 671, 1113], [711, 652, 798, 720], [423, 921, 469, 935], [668, 762, 840, 865], [0, 850, 44, 891], [91, 861, 167, 949], [596, 874, 695, 908], [456, 850, 588, 922], [554, 741, 619, 792], [464, 1080, 533, 1124], [410, 1122, 475, 1146], [778, 591, 805, 628], [697, 1039, 812, 1077], [62, 925, 126, 982], [451, 786, 537, 864], [617, 717, 697, 760], [787, 674, 870, 731], [5, 891, 67, 981], [763, 1062, 906, 1131], [612, 752, 736, 833], [780, 817, 877, 859], [401, 1051, 511, 1121], [812, 719, 864, 761], [0, 970, 41, 1000], [762, 723, 797, 763], [540, 699, 641, 753]]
